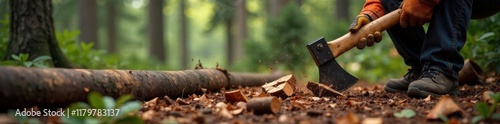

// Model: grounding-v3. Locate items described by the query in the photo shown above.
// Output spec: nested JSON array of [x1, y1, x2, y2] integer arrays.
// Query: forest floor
[[137, 75, 500, 124]]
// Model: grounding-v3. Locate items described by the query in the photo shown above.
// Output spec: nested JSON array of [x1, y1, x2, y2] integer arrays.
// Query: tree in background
[[180, 0, 188, 69], [266, 2, 308, 72], [107, 0, 118, 54], [208, 0, 235, 67], [335, 0, 349, 21], [148, 0, 166, 62], [5, 0, 73, 68], [78, 0, 98, 49], [233, 0, 247, 63]]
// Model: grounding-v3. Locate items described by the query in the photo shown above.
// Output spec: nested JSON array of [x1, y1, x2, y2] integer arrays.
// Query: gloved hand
[[349, 14, 383, 50], [400, 0, 439, 28]]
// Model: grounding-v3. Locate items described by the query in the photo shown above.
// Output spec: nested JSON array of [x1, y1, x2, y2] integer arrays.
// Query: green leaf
[[32, 56, 51, 63], [393, 109, 416, 118], [88, 92, 105, 109], [490, 92, 500, 101], [103, 96, 116, 109], [438, 114, 449, 123], [116, 101, 141, 117], [0, 60, 19, 66], [115, 94, 133, 108], [471, 116, 483, 124], [19, 53, 29, 62], [476, 102, 490, 117], [478, 32, 495, 41], [23, 62, 33, 67], [11, 54, 20, 61], [84, 117, 101, 124], [115, 116, 144, 124], [492, 113, 500, 119], [61, 117, 86, 124]]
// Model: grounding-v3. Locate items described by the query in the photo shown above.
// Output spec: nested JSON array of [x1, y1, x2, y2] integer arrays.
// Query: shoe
[[407, 67, 460, 98], [384, 68, 421, 93]]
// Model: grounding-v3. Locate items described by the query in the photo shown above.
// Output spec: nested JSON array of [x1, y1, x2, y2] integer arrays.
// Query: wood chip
[[306, 82, 345, 97], [262, 75, 296, 99], [224, 90, 248, 103], [362, 117, 383, 124], [336, 112, 360, 124]]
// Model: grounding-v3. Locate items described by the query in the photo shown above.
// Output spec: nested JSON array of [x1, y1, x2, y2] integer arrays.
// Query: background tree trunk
[[180, 0, 188, 69], [226, 21, 234, 67], [234, 0, 247, 62], [148, 0, 166, 62], [6, 0, 73, 68], [78, 0, 98, 49], [335, 0, 350, 21], [107, 0, 117, 54]]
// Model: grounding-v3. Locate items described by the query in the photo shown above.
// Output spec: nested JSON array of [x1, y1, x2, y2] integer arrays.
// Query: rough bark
[[246, 96, 281, 115], [148, 0, 166, 62], [6, 0, 73, 68], [180, 0, 188, 69], [0, 66, 284, 110], [107, 0, 117, 53], [78, 0, 98, 49]]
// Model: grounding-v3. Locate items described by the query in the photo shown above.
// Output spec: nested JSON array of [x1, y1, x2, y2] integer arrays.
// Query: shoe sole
[[384, 86, 407, 93], [407, 87, 460, 98]]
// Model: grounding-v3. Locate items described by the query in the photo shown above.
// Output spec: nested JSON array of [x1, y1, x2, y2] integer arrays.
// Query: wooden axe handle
[[328, 9, 401, 57]]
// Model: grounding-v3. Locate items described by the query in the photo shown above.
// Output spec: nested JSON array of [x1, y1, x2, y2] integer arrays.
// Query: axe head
[[306, 37, 358, 92]]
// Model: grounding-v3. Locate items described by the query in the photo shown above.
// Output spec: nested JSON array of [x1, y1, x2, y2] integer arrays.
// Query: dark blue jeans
[[380, 0, 473, 80]]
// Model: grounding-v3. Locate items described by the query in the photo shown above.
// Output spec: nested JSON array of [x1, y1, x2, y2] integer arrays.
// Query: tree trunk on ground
[[5, 0, 73, 68], [107, 0, 117, 53], [0, 66, 284, 110], [180, 0, 188, 69], [335, 0, 350, 21], [78, 0, 98, 49], [234, 0, 247, 61], [226, 21, 234, 67], [148, 0, 166, 62]]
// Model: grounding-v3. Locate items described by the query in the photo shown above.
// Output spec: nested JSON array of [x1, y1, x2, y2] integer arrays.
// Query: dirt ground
[[137, 77, 500, 124]]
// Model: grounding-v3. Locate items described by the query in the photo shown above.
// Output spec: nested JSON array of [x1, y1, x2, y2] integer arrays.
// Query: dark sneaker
[[384, 68, 421, 93], [407, 68, 460, 98]]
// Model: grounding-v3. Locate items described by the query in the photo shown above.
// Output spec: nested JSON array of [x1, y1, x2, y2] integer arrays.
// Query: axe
[[306, 9, 401, 92]]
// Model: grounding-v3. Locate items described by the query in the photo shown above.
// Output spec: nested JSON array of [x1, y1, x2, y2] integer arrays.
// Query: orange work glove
[[349, 15, 383, 50], [400, 0, 440, 28], [349, 0, 385, 50]]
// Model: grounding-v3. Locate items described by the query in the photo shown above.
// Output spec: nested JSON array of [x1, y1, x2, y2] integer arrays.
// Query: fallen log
[[0, 66, 284, 110]]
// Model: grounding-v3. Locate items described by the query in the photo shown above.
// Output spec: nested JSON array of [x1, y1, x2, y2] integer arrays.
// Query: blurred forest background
[[0, 0, 498, 83]]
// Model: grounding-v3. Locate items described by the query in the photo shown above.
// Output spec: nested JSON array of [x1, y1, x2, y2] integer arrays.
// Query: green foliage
[[393, 109, 416, 119], [264, 2, 308, 73], [472, 92, 500, 124], [0, 54, 51, 68], [62, 92, 143, 124], [462, 14, 500, 74], [56, 30, 126, 69]]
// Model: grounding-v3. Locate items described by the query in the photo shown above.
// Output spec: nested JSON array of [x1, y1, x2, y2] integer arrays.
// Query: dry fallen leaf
[[215, 102, 227, 109], [336, 112, 360, 124], [329, 103, 337, 108], [426, 95, 465, 120], [141, 110, 156, 121], [362, 117, 383, 124], [219, 108, 234, 119], [482, 91, 494, 104], [230, 108, 244, 115], [194, 94, 209, 103]]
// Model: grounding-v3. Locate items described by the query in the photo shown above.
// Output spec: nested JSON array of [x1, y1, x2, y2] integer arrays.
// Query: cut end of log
[[247, 96, 281, 115], [224, 90, 249, 103], [262, 75, 296, 99], [306, 82, 345, 97]]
